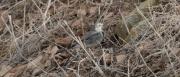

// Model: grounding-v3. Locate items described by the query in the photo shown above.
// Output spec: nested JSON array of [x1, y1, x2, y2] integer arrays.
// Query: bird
[[73, 23, 104, 48]]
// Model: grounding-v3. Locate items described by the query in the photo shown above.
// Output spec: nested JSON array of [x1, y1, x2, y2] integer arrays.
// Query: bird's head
[[92, 23, 103, 31]]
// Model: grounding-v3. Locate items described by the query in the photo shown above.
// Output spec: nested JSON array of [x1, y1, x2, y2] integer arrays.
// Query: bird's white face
[[94, 23, 103, 31]]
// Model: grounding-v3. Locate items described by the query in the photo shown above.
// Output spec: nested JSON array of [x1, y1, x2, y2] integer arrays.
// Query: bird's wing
[[84, 31, 103, 41]]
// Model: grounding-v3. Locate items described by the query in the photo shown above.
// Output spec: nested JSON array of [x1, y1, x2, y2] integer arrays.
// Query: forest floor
[[0, 0, 180, 77]]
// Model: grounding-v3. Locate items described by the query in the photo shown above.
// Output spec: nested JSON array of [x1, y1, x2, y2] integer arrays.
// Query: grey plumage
[[84, 30, 104, 47], [74, 23, 104, 48]]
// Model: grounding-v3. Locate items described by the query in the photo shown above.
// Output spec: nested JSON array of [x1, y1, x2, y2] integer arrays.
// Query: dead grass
[[0, 0, 180, 77]]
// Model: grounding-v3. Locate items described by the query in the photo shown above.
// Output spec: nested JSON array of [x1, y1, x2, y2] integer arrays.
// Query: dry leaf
[[137, 41, 155, 52], [105, 12, 113, 20], [115, 54, 128, 63], [0, 65, 12, 76], [54, 36, 72, 46], [71, 19, 81, 27], [0, 11, 9, 29], [32, 68, 41, 76], [14, 20, 23, 27], [27, 55, 43, 69], [59, 52, 69, 58], [101, 0, 106, 3], [42, 45, 52, 53], [16, 1, 26, 9], [8, 64, 27, 77], [115, 73, 122, 77], [104, 54, 111, 64], [27, 13, 36, 18], [9, 64, 27, 73], [44, 60, 51, 67], [137, 43, 145, 51], [169, 48, 180, 57], [89, 7, 97, 15], [60, 58, 69, 64], [49, 46, 59, 56], [77, 9, 86, 17], [68, 10, 76, 16], [101, 0, 111, 3], [4, 73, 15, 77], [58, 5, 65, 11], [48, 7, 55, 16]]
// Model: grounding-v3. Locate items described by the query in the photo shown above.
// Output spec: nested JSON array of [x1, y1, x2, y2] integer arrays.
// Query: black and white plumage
[[74, 23, 104, 48]]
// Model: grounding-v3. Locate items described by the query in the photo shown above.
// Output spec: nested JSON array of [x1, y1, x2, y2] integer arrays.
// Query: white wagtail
[[73, 23, 104, 48]]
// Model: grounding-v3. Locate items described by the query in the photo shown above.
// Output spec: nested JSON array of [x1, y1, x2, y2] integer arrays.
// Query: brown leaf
[[49, 46, 59, 56], [48, 7, 55, 16], [101, 0, 106, 3], [101, 0, 111, 3], [0, 65, 12, 76], [27, 13, 36, 18], [59, 52, 69, 58], [89, 7, 97, 15], [115, 54, 128, 63], [4, 73, 15, 77], [71, 19, 81, 27], [115, 73, 122, 77], [8, 64, 27, 77], [54, 36, 73, 46], [77, 9, 86, 17], [58, 5, 65, 11], [42, 45, 52, 53], [32, 68, 41, 76], [27, 55, 43, 69], [44, 60, 51, 67], [14, 20, 23, 27], [105, 12, 113, 20], [169, 48, 180, 57], [60, 58, 69, 65], [0, 11, 9, 29], [16, 1, 26, 9], [104, 54, 111, 64]]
